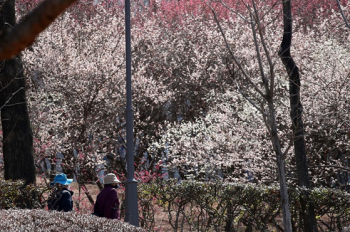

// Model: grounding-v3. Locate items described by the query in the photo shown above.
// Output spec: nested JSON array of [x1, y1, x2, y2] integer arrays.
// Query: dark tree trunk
[[0, 0, 36, 185], [279, 0, 317, 231]]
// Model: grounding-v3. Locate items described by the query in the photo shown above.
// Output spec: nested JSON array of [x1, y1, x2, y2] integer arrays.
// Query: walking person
[[93, 173, 121, 219], [47, 173, 74, 212]]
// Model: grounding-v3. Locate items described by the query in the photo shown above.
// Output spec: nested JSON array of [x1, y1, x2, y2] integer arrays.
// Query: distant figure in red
[[93, 173, 121, 219]]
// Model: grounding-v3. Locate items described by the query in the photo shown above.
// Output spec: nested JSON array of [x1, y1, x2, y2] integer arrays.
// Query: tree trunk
[[279, 0, 318, 230], [0, 0, 36, 185], [267, 101, 292, 232]]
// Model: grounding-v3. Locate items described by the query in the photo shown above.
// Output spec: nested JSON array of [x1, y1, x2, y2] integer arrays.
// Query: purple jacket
[[94, 185, 120, 219]]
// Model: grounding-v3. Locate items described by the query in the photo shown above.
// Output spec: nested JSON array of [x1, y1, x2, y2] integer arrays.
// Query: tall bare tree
[[208, 1, 293, 230], [278, 0, 318, 230]]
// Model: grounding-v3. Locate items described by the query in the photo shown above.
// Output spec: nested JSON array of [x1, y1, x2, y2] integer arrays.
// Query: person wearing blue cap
[[47, 173, 74, 212]]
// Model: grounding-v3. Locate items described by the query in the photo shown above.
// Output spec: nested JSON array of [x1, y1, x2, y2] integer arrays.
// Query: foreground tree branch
[[0, 0, 77, 60]]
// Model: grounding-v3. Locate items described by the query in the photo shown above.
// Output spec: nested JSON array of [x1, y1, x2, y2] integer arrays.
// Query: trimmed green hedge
[[138, 179, 350, 231], [0, 180, 46, 209], [0, 179, 349, 231], [0, 209, 145, 231]]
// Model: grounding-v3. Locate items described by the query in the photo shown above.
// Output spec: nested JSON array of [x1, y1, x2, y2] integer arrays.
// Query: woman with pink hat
[[93, 173, 121, 219], [47, 173, 74, 212]]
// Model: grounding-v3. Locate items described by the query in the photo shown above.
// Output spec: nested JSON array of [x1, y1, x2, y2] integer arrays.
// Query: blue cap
[[51, 173, 73, 186]]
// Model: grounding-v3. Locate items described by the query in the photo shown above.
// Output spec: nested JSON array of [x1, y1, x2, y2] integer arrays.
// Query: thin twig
[[220, 0, 251, 23], [235, 83, 265, 116], [249, 11, 270, 96], [0, 87, 24, 111], [336, 0, 350, 29], [251, 0, 276, 98], [205, 1, 266, 99]]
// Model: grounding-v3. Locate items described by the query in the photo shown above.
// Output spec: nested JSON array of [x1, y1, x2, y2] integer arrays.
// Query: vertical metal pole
[[124, 0, 139, 226]]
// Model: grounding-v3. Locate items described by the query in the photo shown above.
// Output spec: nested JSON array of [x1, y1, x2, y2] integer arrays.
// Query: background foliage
[[17, 0, 350, 188]]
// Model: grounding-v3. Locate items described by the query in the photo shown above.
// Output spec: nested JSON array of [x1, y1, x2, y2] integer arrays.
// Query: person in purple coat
[[93, 173, 121, 219]]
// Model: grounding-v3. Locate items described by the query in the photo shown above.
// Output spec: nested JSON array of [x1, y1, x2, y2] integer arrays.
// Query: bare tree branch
[[205, 2, 267, 99], [251, 0, 276, 98], [336, 0, 350, 29], [235, 82, 265, 115], [0, 0, 77, 60], [249, 12, 270, 96], [220, 0, 250, 23], [0, 86, 23, 111]]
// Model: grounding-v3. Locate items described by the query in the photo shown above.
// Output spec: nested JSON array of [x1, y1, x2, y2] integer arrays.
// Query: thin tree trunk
[[0, 0, 36, 185], [279, 0, 318, 230], [267, 101, 292, 232]]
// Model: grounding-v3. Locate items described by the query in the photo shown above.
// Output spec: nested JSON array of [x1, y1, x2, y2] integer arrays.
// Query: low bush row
[[0, 179, 349, 231], [0, 209, 145, 231], [137, 179, 350, 231], [0, 179, 45, 209]]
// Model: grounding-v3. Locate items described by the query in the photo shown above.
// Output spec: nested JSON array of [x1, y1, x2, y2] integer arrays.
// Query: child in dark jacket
[[93, 173, 120, 219], [47, 173, 74, 212]]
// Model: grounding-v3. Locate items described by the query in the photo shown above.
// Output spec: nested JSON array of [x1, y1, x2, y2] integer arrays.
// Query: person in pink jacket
[[93, 173, 121, 219]]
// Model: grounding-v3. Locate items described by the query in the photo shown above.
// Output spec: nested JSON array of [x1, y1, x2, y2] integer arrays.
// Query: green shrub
[[138, 179, 350, 231], [0, 179, 47, 209]]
